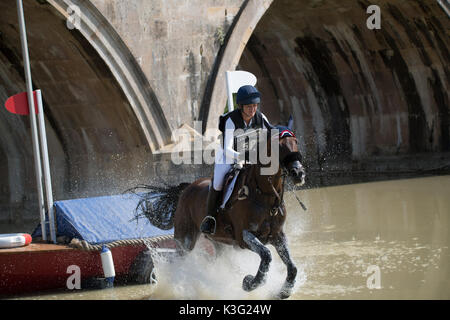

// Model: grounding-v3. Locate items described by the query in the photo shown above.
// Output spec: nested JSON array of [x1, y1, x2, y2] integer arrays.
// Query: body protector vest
[[218, 109, 264, 151]]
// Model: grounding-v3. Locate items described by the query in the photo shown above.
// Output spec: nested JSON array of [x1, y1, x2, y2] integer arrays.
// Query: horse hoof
[[242, 275, 256, 292], [276, 289, 291, 300], [276, 282, 294, 299]]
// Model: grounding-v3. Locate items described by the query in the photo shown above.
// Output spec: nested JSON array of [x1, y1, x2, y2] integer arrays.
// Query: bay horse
[[134, 125, 305, 299]]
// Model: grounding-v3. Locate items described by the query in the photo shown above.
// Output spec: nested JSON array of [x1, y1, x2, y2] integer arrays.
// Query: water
[[9, 175, 450, 300]]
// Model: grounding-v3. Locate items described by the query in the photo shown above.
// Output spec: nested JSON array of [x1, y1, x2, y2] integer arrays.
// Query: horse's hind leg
[[211, 241, 227, 258], [175, 238, 190, 256], [241, 230, 272, 292], [174, 225, 200, 258], [174, 206, 201, 257], [175, 230, 200, 256], [271, 231, 297, 299]]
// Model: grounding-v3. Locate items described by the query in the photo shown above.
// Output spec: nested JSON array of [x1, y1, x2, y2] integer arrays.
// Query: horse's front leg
[[242, 230, 272, 292], [271, 231, 297, 299]]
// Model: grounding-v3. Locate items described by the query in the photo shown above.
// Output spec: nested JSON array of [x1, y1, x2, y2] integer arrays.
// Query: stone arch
[[48, 0, 171, 152], [201, 0, 274, 132], [237, 0, 450, 172], [0, 0, 171, 229]]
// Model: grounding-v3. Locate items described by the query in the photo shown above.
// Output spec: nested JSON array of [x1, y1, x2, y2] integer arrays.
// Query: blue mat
[[32, 193, 173, 245]]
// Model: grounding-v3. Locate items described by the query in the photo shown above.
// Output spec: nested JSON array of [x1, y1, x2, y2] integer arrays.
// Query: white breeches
[[212, 147, 233, 191]]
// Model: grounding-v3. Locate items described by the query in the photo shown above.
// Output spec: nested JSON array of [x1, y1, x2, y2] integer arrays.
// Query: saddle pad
[[220, 170, 240, 209]]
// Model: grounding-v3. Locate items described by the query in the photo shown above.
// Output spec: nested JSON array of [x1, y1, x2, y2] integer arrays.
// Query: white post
[[436, 0, 450, 17], [225, 71, 235, 111], [225, 71, 258, 112], [16, 0, 47, 240], [36, 90, 56, 243]]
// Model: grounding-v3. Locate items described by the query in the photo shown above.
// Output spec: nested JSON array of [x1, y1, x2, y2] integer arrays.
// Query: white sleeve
[[223, 118, 240, 161]]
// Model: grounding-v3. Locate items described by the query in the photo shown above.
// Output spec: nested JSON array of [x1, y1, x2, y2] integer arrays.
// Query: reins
[[237, 165, 287, 217], [269, 171, 287, 216], [227, 132, 300, 217]]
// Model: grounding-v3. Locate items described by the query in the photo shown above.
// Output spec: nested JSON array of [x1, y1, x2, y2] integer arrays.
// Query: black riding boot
[[200, 187, 221, 235]]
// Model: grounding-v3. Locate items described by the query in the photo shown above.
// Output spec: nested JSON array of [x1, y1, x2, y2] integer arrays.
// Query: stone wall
[[90, 0, 245, 130], [0, 0, 449, 232], [238, 0, 449, 172]]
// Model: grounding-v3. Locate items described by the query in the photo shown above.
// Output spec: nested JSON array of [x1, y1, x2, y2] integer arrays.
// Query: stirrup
[[200, 215, 216, 235]]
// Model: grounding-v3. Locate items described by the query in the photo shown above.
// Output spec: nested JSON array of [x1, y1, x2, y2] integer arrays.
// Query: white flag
[[226, 71, 257, 111]]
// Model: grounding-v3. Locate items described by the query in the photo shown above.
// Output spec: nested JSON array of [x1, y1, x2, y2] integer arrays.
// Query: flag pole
[[16, 0, 48, 241], [36, 90, 56, 243]]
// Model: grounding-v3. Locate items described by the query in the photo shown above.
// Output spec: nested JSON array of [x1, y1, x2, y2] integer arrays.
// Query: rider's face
[[241, 104, 258, 120]]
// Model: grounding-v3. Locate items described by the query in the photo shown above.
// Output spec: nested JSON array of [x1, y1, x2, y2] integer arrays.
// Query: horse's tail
[[128, 183, 190, 230]]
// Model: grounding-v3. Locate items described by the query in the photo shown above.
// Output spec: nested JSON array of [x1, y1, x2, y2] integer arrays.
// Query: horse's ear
[[287, 115, 294, 130]]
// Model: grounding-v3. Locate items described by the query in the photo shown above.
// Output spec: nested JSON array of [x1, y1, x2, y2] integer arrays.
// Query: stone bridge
[[0, 0, 448, 229]]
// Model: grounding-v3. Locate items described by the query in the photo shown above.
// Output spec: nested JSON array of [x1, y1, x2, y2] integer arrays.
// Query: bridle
[[236, 130, 302, 217]]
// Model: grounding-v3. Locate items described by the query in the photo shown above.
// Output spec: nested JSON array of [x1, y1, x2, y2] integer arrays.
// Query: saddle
[[219, 164, 248, 211]]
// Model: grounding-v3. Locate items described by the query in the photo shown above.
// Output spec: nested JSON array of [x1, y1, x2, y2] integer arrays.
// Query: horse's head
[[276, 125, 305, 186]]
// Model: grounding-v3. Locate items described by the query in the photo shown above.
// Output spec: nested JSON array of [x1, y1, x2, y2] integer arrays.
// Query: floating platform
[[0, 192, 175, 297]]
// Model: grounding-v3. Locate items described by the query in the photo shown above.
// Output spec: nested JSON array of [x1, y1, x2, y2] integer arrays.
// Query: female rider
[[200, 85, 275, 235]]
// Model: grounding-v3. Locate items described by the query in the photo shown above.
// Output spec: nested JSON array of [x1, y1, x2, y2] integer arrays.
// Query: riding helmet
[[236, 85, 261, 106]]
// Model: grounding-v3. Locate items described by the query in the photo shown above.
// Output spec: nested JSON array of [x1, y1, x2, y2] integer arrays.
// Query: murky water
[[10, 175, 450, 300]]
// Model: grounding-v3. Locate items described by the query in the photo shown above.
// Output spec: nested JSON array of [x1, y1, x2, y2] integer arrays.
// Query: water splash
[[147, 237, 306, 300]]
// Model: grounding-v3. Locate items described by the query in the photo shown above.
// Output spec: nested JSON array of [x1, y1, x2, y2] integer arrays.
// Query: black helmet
[[236, 85, 261, 106]]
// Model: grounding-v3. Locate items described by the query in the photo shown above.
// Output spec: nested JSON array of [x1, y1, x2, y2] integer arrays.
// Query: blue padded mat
[[32, 193, 173, 244]]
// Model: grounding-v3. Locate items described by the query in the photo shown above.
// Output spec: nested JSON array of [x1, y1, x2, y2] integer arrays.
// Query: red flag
[[4, 91, 39, 115]]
